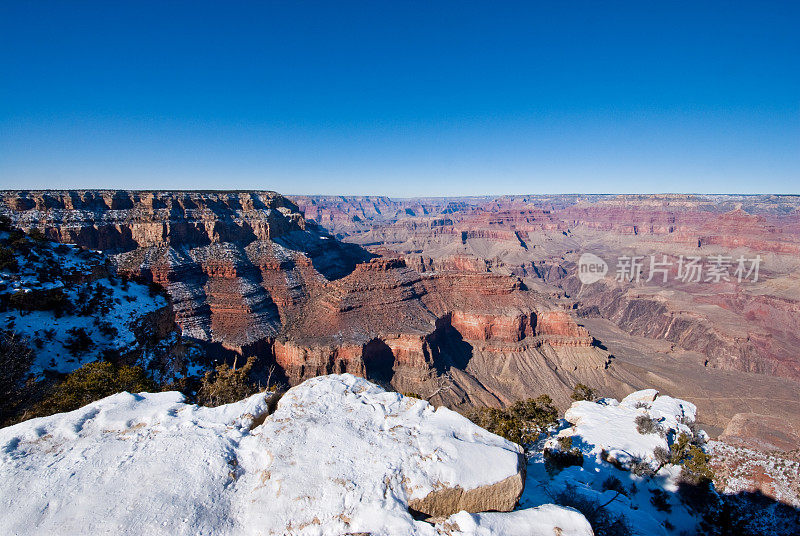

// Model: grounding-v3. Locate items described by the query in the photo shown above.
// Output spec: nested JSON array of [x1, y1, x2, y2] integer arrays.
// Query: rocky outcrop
[[408, 465, 526, 518], [275, 262, 614, 408], [1, 191, 370, 351], [1, 375, 586, 535]]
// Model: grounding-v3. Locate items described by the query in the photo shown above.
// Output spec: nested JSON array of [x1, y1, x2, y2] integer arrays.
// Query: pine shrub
[[571, 383, 597, 402], [197, 356, 261, 407], [0, 330, 33, 422], [467, 394, 558, 448], [29, 361, 156, 418]]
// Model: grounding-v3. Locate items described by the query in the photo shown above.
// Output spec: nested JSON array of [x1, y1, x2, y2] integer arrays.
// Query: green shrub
[[197, 356, 261, 407], [680, 445, 715, 485], [571, 383, 597, 402], [8, 288, 69, 313], [65, 327, 93, 355], [0, 246, 18, 272], [468, 395, 558, 448], [29, 361, 156, 418], [0, 330, 33, 422], [670, 432, 715, 486]]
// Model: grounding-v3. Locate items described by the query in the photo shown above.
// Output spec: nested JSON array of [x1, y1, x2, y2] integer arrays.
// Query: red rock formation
[[0, 190, 614, 409], [295, 194, 800, 382], [0, 191, 369, 349]]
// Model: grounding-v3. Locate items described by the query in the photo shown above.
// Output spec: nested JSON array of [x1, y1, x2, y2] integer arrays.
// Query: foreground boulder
[[0, 374, 591, 535]]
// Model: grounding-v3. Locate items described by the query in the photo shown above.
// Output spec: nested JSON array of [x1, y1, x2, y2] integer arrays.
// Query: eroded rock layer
[[0, 190, 622, 409], [292, 194, 800, 384]]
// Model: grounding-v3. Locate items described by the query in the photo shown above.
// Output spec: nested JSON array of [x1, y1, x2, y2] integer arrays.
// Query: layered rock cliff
[[1, 190, 369, 350], [296, 194, 800, 384], [0, 191, 618, 409]]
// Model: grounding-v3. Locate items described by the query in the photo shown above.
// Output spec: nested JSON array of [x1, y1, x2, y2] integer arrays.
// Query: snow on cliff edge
[[0, 374, 592, 536]]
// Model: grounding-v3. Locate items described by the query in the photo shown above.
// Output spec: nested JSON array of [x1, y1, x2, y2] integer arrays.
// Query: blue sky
[[1, 1, 798, 195]]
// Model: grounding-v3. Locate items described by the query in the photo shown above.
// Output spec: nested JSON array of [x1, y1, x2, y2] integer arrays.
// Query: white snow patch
[[0, 375, 591, 536]]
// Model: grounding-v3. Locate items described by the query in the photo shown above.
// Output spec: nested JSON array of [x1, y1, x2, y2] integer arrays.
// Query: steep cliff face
[[1, 191, 370, 350], [1, 191, 616, 409], [273, 259, 614, 408]]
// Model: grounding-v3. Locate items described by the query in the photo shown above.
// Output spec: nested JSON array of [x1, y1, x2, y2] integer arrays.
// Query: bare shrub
[[635, 413, 661, 435]]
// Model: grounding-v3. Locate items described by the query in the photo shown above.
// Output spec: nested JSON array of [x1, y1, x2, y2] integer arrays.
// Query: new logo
[[578, 253, 608, 285]]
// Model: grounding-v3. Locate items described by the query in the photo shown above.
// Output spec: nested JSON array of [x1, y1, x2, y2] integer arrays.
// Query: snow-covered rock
[[561, 389, 697, 468], [0, 374, 592, 536], [444, 505, 593, 536], [523, 389, 709, 536], [0, 232, 177, 376]]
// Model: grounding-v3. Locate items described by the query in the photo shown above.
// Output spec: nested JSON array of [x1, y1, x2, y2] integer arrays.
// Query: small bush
[[635, 413, 661, 435], [669, 432, 715, 486], [197, 356, 261, 407], [0, 246, 18, 272], [557, 434, 573, 451], [553, 484, 633, 536], [8, 288, 69, 313], [571, 383, 597, 402], [650, 488, 672, 512], [0, 330, 33, 422], [630, 458, 657, 478], [601, 476, 628, 496], [680, 445, 715, 486], [29, 361, 156, 419], [653, 446, 671, 467], [468, 395, 558, 448], [65, 327, 93, 355], [76, 284, 113, 316], [97, 321, 118, 338]]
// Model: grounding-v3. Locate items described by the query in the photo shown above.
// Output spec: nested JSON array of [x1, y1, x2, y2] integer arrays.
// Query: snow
[[3, 278, 167, 373], [562, 390, 696, 468], [0, 375, 592, 536], [0, 235, 170, 374], [446, 505, 593, 536], [521, 389, 710, 535]]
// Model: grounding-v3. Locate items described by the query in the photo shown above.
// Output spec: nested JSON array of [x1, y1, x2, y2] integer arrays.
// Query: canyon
[[291, 193, 800, 448], [2, 191, 800, 458]]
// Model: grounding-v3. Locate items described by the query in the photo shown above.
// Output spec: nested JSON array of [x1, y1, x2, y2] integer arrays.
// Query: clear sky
[[1, 1, 798, 196]]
